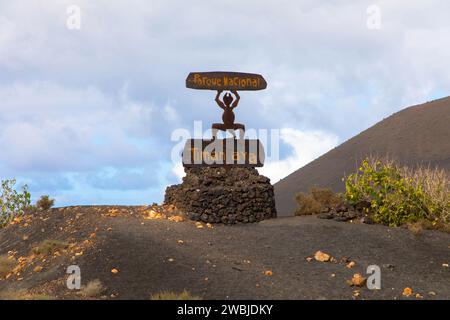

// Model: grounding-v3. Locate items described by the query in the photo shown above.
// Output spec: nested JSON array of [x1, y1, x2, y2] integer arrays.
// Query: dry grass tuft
[[400, 165, 449, 223], [32, 239, 69, 255], [407, 221, 424, 235], [0, 289, 53, 300], [150, 289, 202, 300], [80, 279, 104, 298], [0, 255, 15, 277], [310, 187, 342, 208], [294, 192, 321, 216], [36, 195, 55, 211], [295, 187, 342, 216]]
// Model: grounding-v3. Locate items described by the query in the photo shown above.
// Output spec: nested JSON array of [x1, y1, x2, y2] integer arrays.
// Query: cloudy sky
[[1, 0, 449, 206]]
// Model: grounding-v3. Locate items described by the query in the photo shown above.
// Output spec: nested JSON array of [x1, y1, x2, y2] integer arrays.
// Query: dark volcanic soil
[[0, 206, 449, 300]]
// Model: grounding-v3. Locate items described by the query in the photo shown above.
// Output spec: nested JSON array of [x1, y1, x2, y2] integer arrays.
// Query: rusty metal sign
[[182, 139, 265, 167], [186, 72, 267, 91]]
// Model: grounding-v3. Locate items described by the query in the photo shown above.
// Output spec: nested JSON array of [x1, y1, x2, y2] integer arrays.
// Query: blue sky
[[1, 0, 450, 206]]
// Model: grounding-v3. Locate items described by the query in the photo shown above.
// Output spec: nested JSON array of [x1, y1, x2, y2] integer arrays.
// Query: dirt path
[[1, 207, 449, 299]]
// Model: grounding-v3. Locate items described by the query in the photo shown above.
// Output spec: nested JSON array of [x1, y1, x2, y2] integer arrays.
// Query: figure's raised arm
[[231, 90, 240, 108], [215, 90, 225, 109]]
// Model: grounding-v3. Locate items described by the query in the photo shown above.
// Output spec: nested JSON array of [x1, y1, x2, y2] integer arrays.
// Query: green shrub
[[36, 195, 55, 211], [345, 158, 449, 227], [0, 179, 31, 227]]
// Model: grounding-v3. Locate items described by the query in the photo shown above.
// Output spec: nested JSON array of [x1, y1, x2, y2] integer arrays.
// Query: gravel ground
[[1, 207, 449, 300]]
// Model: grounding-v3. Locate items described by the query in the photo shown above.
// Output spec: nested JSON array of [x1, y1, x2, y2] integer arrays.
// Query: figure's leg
[[212, 123, 226, 139], [233, 124, 245, 139]]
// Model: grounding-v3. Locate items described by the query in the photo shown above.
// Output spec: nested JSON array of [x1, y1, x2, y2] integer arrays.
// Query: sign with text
[[186, 72, 267, 91], [182, 139, 265, 167]]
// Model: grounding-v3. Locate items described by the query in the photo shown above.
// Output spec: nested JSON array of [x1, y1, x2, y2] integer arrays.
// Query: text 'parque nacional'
[[186, 72, 267, 91]]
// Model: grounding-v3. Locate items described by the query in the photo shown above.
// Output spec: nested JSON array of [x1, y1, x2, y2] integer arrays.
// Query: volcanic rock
[[164, 167, 277, 224]]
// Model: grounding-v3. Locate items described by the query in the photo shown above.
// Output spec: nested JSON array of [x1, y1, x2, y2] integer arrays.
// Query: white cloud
[[259, 129, 338, 183], [1, 0, 450, 204], [0, 82, 167, 172], [172, 162, 185, 181]]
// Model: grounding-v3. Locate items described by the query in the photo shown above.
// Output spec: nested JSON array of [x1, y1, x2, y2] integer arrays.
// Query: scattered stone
[[33, 266, 43, 273], [382, 264, 395, 271], [314, 251, 331, 262], [168, 215, 185, 222], [317, 213, 334, 220], [340, 257, 351, 263], [316, 205, 367, 223], [360, 216, 374, 224], [355, 200, 371, 211], [264, 270, 273, 276], [347, 273, 367, 287], [402, 287, 413, 297], [346, 261, 356, 269], [346, 211, 357, 219], [334, 216, 350, 222], [195, 222, 204, 229], [320, 207, 330, 213]]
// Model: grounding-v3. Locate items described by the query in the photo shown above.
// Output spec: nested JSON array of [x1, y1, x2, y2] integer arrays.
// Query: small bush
[[0, 179, 31, 227], [32, 239, 69, 256], [150, 290, 202, 300], [0, 255, 16, 277], [36, 195, 55, 211], [80, 279, 104, 297], [295, 187, 342, 216], [310, 187, 342, 208], [294, 192, 321, 216], [345, 157, 449, 227]]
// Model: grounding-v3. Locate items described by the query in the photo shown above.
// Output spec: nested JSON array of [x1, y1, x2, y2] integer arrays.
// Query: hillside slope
[[274, 96, 450, 216]]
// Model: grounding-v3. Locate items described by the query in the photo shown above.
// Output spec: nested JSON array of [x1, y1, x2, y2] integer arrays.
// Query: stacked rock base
[[164, 167, 277, 224]]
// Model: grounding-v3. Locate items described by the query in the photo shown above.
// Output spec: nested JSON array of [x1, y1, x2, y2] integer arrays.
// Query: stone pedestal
[[164, 167, 277, 224]]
